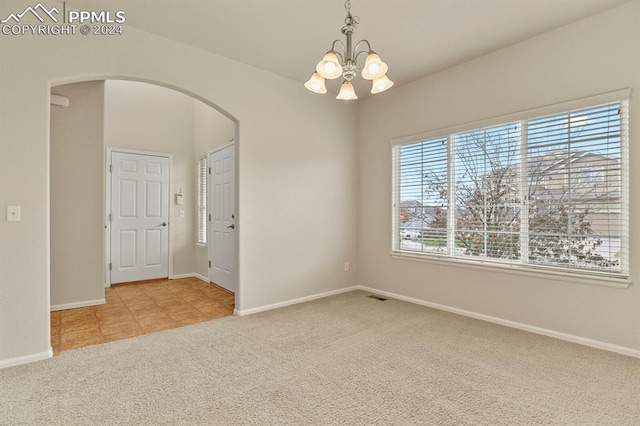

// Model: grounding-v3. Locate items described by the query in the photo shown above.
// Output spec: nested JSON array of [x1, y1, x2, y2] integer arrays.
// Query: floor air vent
[[368, 295, 387, 301]]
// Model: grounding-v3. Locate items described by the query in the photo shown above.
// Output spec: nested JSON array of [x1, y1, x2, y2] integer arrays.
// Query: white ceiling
[[67, 0, 630, 98]]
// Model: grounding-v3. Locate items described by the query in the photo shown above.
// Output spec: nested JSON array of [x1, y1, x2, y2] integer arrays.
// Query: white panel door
[[209, 145, 236, 292], [110, 151, 170, 284]]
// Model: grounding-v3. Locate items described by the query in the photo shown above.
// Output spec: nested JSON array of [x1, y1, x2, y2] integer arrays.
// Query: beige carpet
[[1, 290, 639, 425]]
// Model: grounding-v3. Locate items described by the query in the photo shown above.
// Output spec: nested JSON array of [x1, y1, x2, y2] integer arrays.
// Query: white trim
[[0, 348, 53, 370], [356, 285, 640, 359], [391, 88, 631, 147], [391, 252, 631, 289], [235, 286, 358, 316], [50, 298, 105, 312], [620, 99, 630, 279], [9, 283, 637, 370], [193, 273, 209, 282], [107, 147, 175, 159], [170, 273, 209, 282], [210, 139, 236, 154], [105, 147, 173, 286], [171, 273, 193, 279]]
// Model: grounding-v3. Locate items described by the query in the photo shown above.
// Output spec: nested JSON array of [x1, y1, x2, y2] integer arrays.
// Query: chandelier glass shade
[[337, 81, 358, 100], [305, 0, 393, 100], [304, 72, 328, 94], [371, 74, 394, 94]]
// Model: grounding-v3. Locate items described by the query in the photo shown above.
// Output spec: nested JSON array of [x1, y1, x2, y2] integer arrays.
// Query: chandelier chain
[[344, 0, 359, 27]]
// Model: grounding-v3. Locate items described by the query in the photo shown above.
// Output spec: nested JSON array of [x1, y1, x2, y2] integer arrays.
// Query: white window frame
[[391, 89, 630, 287]]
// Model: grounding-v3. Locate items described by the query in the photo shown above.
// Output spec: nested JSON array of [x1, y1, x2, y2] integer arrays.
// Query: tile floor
[[50, 277, 234, 354]]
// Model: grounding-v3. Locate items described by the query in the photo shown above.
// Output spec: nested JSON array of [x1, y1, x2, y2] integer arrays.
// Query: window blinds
[[197, 156, 207, 245], [396, 137, 448, 254], [526, 103, 626, 274], [393, 96, 628, 278]]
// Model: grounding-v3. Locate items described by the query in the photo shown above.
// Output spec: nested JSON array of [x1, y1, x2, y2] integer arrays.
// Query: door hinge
[[208, 261, 211, 268], [208, 167, 211, 175], [108, 213, 112, 221], [208, 214, 211, 222], [108, 263, 112, 271], [109, 164, 113, 173]]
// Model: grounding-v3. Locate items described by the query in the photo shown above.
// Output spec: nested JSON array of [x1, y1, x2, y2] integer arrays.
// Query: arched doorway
[[49, 78, 239, 352]]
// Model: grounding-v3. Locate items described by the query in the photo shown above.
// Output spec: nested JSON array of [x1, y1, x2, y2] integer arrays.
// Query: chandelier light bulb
[[304, 72, 327, 94], [371, 74, 394, 94], [324, 62, 336, 74], [316, 52, 343, 79], [361, 52, 388, 80]]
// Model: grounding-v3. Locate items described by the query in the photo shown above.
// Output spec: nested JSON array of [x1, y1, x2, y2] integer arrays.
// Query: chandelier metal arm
[[331, 39, 373, 71], [353, 41, 373, 67], [331, 39, 345, 51], [353, 39, 372, 54], [331, 39, 346, 63]]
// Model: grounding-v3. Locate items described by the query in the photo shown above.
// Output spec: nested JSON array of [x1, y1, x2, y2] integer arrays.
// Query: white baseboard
[[356, 285, 640, 359], [50, 298, 105, 312], [0, 348, 53, 370], [171, 273, 209, 282], [171, 273, 192, 279], [235, 286, 359, 316], [193, 273, 208, 282]]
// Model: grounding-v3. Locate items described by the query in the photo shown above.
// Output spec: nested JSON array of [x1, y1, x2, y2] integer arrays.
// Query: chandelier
[[304, 0, 394, 100]]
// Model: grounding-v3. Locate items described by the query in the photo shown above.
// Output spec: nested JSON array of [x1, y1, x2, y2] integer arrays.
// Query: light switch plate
[[7, 205, 20, 222]]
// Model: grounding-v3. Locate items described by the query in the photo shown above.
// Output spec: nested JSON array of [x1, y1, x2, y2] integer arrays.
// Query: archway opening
[[49, 78, 239, 353]]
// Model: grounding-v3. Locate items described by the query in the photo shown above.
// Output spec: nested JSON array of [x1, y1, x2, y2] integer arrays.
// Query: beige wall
[[358, 1, 640, 350], [50, 82, 105, 309], [0, 4, 358, 365]]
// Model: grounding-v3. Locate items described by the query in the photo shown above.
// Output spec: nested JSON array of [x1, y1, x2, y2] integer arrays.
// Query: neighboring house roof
[[529, 151, 618, 174], [527, 151, 620, 204]]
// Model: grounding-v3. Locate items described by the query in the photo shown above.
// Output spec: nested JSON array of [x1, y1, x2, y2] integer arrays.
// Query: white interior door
[[209, 145, 236, 292], [110, 151, 170, 284]]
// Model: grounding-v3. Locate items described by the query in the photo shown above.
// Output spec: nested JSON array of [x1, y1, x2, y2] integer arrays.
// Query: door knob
[[227, 224, 235, 229], [161, 222, 167, 227]]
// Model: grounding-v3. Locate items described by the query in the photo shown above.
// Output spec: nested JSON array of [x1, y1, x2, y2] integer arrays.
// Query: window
[[197, 155, 207, 246], [393, 93, 628, 279]]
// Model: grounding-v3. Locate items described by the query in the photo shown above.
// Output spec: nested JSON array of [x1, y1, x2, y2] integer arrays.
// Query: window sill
[[390, 251, 631, 289], [196, 243, 207, 249]]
